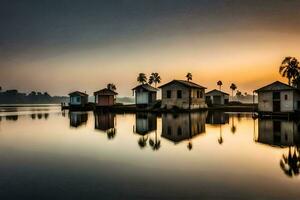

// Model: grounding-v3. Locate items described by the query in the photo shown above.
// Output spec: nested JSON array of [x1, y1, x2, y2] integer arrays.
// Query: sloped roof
[[94, 88, 118, 95], [68, 91, 88, 96], [254, 81, 297, 92], [158, 80, 206, 89], [206, 89, 229, 96], [132, 84, 158, 92]]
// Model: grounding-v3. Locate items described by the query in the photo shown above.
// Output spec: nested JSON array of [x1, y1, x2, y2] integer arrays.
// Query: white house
[[68, 91, 88, 106], [205, 89, 229, 105], [132, 84, 158, 106], [159, 80, 207, 110], [254, 81, 300, 113]]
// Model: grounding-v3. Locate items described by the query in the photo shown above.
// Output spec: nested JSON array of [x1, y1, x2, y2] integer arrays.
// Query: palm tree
[[148, 72, 161, 88], [230, 83, 237, 100], [107, 83, 116, 91], [137, 73, 147, 84], [186, 73, 192, 82], [217, 80, 223, 91], [279, 57, 300, 85], [292, 75, 300, 89]]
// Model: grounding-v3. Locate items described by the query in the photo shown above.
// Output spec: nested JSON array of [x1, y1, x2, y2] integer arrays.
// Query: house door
[[273, 101, 281, 112], [213, 96, 221, 104]]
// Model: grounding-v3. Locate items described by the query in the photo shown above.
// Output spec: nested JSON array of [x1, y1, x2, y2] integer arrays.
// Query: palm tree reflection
[[280, 146, 300, 177], [149, 130, 161, 151], [138, 135, 148, 149]]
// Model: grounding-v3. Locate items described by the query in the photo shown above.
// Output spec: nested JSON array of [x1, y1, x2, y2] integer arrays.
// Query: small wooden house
[[94, 88, 118, 106], [254, 81, 300, 114], [205, 89, 229, 105], [159, 80, 207, 110], [132, 84, 158, 106], [68, 91, 88, 106]]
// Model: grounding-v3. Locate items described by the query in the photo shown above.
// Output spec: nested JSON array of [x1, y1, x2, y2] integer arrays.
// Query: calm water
[[0, 106, 300, 199]]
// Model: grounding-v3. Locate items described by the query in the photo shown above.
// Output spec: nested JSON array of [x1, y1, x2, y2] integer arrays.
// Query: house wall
[[97, 95, 114, 106], [70, 95, 88, 106], [293, 92, 300, 111], [257, 90, 294, 112], [161, 83, 206, 109], [206, 92, 229, 105], [136, 91, 149, 104]]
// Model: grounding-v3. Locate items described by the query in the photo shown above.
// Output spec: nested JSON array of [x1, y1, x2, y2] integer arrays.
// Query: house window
[[197, 91, 200, 98], [167, 126, 172, 135], [167, 90, 171, 98], [76, 96, 80, 103], [285, 94, 288, 100], [177, 127, 182, 136], [273, 92, 280, 100], [177, 90, 182, 99]]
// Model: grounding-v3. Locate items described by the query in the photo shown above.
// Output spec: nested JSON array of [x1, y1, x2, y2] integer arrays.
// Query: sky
[[1, 0, 300, 96]]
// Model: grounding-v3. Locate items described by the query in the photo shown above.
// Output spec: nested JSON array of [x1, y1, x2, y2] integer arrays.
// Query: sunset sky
[[1, 0, 300, 96]]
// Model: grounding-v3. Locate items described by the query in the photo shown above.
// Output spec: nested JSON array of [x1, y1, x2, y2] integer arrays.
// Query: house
[[132, 84, 158, 106], [205, 89, 229, 105], [254, 81, 300, 113], [68, 91, 88, 106], [159, 80, 207, 109], [94, 88, 118, 106]]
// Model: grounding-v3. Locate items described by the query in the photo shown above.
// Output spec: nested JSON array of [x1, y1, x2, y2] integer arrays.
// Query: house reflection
[[94, 112, 116, 139], [30, 113, 49, 120], [206, 111, 229, 125], [256, 119, 300, 177], [69, 112, 88, 128], [161, 112, 207, 148], [256, 119, 300, 147], [133, 113, 157, 135], [6, 115, 18, 121], [133, 113, 157, 149]]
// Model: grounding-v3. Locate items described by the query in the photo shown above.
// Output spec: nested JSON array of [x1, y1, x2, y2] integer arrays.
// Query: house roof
[[206, 89, 229, 96], [158, 80, 206, 89], [132, 84, 158, 92], [94, 88, 118, 96], [254, 81, 298, 93], [68, 91, 88, 96]]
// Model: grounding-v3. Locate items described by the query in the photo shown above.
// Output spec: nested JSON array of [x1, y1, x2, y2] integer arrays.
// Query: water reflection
[[134, 113, 157, 135], [256, 119, 300, 178], [206, 111, 229, 125], [69, 112, 88, 128], [133, 113, 157, 149], [6, 115, 18, 121], [94, 112, 116, 139], [161, 112, 207, 150]]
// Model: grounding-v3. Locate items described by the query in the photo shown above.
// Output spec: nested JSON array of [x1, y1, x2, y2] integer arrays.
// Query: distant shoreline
[[0, 104, 61, 107]]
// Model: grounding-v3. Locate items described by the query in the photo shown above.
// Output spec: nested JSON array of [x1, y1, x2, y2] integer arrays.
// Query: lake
[[0, 106, 299, 199]]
